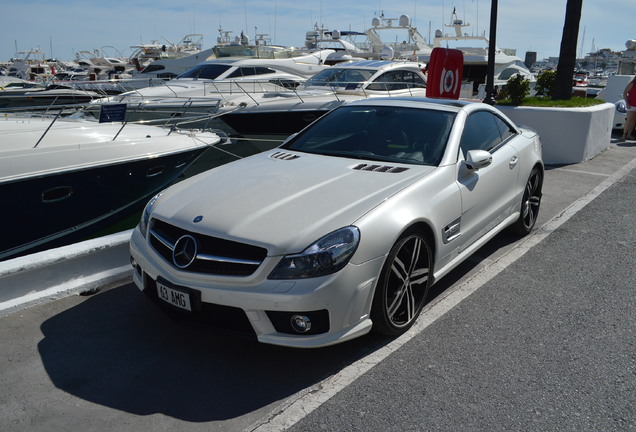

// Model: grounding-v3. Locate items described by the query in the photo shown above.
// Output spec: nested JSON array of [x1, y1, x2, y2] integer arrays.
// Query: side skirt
[[432, 212, 520, 283]]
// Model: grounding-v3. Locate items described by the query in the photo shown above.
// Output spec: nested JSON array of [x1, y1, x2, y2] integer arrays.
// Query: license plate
[[156, 281, 192, 311]]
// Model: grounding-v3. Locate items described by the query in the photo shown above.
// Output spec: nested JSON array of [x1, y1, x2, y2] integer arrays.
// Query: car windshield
[[282, 105, 456, 166], [177, 64, 232, 79], [304, 68, 375, 89]]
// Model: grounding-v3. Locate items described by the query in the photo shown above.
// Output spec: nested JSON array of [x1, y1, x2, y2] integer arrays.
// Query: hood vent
[[270, 151, 299, 160], [352, 163, 409, 173]]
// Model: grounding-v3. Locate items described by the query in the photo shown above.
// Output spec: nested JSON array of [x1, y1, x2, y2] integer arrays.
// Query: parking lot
[[1, 137, 635, 432]]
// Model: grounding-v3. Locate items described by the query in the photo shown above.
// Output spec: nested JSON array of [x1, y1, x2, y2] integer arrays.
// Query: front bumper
[[129, 227, 383, 348]]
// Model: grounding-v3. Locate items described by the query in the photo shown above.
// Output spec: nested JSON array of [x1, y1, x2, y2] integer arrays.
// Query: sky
[[2, 0, 634, 63]]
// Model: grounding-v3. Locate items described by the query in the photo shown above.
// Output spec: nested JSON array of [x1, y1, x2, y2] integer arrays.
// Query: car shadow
[[37, 228, 521, 423], [427, 229, 521, 300], [37, 283, 391, 422]]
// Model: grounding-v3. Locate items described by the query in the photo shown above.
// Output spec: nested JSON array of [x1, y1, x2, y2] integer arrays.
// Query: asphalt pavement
[[285, 142, 636, 432], [0, 137, 635, 432]]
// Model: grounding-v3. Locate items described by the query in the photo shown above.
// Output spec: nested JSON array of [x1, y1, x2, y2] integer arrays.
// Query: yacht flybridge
[[424, 9, 535, 95]]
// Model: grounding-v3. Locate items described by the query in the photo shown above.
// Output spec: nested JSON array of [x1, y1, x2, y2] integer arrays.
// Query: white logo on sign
[[440, 68, 459, 95]]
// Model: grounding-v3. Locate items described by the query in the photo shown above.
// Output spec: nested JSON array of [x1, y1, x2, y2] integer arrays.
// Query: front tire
[[511, 167, 543, 235], [371, 232, 433, 336]]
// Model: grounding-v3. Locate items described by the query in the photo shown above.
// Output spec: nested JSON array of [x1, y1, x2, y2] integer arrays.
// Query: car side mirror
[[465, 149, 493, 170]]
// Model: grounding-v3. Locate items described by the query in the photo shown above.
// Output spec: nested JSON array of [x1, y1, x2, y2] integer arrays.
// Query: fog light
[[291, 315, 312, 333]]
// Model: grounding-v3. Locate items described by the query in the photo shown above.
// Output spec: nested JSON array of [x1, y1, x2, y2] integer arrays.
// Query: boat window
[[177, 64, 231, 79], [499, 68, 521, 80], [226, 67, 277, 78], [255, 67, 276, 75], [140, 64, 165, 73], [282, 105, 455, 166], [269, 79, 301, 89], [304, 68, 374, 88], [366, 70, 426, 91]]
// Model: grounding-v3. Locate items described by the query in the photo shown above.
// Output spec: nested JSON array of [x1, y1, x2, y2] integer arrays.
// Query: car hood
[[152, 151, 435, 255]]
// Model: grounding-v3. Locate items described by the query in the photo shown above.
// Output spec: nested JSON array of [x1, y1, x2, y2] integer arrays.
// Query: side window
[[494, 115, 516, 141], [459, 111, 504, 155], [227, 67, 258, 78], [405, 71, 426, 88], [499, 68, 519, 80], [368, 71, 407, 90], [254, 67, 275, 75]]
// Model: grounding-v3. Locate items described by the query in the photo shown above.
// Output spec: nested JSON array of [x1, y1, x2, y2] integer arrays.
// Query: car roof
[[344, 97, 477, 113]]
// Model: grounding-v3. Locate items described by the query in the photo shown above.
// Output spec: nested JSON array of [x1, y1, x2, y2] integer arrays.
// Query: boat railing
[[2, 101, 231, 150], [129, 79, 428, 128], [2, 77, 427, 128], [93, 78, 427, 108], [307, 80, 427, 100], [49, 77, 176, 96], [0, 99, 99, 116]]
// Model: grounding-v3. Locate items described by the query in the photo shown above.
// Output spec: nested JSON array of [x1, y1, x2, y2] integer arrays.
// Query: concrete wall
[[497, 102, 615, 165], [0, 230, 133, 316]]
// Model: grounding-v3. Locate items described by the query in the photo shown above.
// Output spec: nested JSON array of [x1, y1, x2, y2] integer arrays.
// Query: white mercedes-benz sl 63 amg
[[129, 97, 543, 348]]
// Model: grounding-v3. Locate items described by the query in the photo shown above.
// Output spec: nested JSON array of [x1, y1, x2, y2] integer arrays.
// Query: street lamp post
[[483, 0, 498, 105]]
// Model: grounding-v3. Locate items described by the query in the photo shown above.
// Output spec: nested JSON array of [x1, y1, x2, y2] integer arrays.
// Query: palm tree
[[553, 0, 584, 100]]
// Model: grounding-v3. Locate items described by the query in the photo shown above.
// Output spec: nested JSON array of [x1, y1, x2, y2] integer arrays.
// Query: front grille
[[149, 219, 267, 276]]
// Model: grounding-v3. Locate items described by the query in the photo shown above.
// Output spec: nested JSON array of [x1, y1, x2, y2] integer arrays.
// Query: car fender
[[349, 165, 462, 267]]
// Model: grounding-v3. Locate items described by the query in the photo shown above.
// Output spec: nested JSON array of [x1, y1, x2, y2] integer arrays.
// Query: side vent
[[352, 164, 409, 173], [270, 152, 299, 160]]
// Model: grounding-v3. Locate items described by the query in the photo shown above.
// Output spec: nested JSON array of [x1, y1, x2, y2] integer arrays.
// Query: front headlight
[[139, 192, 163, 238], [616, 100, 627, 114], [268, 226, 360, 279]]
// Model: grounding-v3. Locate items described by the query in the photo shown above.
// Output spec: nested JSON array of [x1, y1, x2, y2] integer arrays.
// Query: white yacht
[[7, 49, 55, 81], [423, 9, 535, 97], [365, 13, 433, 60], [129, 33, 207, 70], [0, 115, 220, 260], [215, 60, 428, 137], [83, 50, 336, 127]]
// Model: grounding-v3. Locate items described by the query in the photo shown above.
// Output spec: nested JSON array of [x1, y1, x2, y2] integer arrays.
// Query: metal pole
[[483, 0, 498, 105]]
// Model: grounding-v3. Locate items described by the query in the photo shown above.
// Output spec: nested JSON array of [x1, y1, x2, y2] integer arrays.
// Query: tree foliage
[[535, 70, 557, 97]]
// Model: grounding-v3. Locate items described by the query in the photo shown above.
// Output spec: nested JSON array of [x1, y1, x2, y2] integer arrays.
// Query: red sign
[[426, 48, 464, 99]]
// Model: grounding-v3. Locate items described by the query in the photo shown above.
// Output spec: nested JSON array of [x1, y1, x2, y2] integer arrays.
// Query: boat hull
[[1, 147, 207, 261], [219, 109, 332, 136]]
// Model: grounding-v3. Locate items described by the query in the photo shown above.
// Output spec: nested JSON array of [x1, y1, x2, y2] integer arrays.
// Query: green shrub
[[504, 74, 530, 105], [535, 70, 557, 97]]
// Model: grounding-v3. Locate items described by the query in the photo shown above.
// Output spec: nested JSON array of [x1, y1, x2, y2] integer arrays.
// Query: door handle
[[509, 156, 519, 169]]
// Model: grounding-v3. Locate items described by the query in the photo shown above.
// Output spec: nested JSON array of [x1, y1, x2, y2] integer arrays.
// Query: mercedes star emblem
[[172, 235, 198, 268]]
